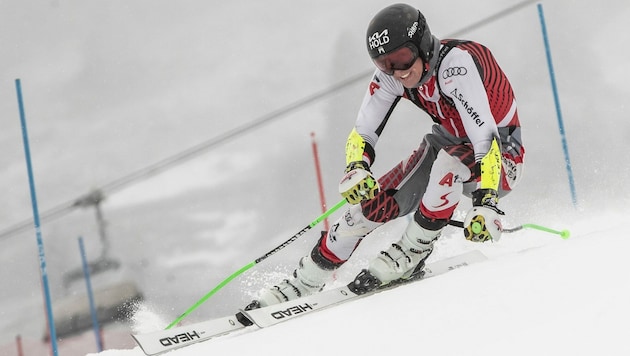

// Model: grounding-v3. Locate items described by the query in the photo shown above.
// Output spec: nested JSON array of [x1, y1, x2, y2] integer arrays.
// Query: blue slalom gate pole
[[79, 236, 104, 352], [15, 78, 59, 356], [537, 3, 578, 207]]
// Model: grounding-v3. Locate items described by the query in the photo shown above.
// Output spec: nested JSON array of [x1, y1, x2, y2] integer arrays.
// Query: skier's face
[[391, 57, 425, 88], [372, 44, 425, 89]]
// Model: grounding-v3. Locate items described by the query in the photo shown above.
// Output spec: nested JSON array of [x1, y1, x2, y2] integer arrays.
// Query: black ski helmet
[[366, 4, 438, 83]]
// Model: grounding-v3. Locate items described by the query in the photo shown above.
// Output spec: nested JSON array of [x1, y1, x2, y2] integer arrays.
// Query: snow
[[91, 211, 630, 356], [1, 0, 629, 355]]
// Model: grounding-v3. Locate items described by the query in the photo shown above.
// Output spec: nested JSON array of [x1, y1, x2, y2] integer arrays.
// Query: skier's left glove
[[464, 189, 504, 242], [339, 161, 380, 205]]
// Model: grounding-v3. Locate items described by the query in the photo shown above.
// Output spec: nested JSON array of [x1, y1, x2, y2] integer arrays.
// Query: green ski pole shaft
[[519, 223, 570, 239], [448, 220, 570, 238], [166, 199, 347, 329]]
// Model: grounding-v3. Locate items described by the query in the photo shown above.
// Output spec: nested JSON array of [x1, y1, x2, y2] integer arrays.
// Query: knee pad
[[421, 149, 472, 218]]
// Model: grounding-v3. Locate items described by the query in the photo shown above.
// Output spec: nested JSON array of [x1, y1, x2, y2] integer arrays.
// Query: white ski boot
[[350, 218, 442, 294], [254, 253, 334, 308]]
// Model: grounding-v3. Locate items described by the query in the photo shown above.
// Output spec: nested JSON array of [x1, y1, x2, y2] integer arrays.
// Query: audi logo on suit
[[442, 67, 468, 78]]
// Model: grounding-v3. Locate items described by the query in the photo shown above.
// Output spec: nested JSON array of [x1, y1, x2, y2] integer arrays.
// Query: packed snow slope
[[91, 210, 630, 356], [0, 0, 629, 355]]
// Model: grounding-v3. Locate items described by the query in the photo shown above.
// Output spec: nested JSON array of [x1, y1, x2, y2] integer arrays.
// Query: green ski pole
[[505, 223, 570, 239], [166, 199, 347, 329], [448, 220, 570, 238]]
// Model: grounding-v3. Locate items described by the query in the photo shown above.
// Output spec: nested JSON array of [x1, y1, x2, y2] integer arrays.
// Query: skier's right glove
[[339, 161, 380, 205], [464, 189, 504, 242]]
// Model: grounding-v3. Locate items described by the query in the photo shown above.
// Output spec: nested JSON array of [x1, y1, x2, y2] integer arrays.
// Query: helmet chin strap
[[415, 36, 440, 87]]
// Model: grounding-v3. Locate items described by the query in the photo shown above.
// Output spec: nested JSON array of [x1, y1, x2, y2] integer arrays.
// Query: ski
[[131, 314, 246, 356], [132, 250, 486, 355], [240, 249, 487, 327]]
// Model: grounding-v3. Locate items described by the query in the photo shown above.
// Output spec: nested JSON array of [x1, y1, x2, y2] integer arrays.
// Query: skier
[[248, 3, 524, 307]]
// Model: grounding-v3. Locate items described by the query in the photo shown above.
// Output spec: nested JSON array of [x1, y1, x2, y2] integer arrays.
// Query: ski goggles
[[373, 44, 420, 75]]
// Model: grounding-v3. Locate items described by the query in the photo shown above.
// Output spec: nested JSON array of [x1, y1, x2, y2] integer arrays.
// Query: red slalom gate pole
[[16, 335, 23, 356], [310, 132, 329, 231]]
